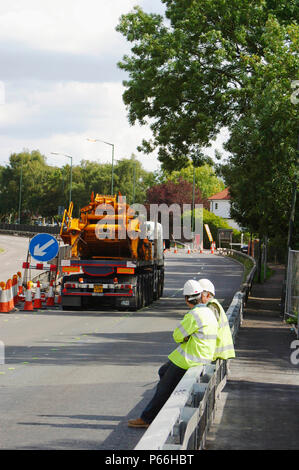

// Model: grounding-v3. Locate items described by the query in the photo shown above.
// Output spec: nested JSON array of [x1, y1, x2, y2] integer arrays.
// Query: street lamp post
[[87, 138, 115, 194], [50, 152, 73, 208], [132, 160, 136, 205], [191, 163, 196, 234]]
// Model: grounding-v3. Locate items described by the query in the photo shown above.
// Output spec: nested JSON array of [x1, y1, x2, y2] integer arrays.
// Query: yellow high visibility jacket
[[207, 298, 235, 360], [168, 304, 218, 370]]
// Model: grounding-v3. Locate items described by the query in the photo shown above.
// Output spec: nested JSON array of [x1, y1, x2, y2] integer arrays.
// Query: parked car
[[240, 244, 248, 254]]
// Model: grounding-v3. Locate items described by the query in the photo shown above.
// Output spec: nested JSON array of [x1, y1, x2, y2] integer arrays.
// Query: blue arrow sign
[[29, 233, 59, 262]]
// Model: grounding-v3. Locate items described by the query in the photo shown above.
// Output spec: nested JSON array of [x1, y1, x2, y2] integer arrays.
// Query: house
[[208, 188, 241, 231]]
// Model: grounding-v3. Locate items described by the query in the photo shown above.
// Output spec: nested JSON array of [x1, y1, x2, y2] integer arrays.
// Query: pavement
[[205, 263, 299, 450]]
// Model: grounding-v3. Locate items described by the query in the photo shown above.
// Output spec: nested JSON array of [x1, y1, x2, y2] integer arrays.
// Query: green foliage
[[286, 310, 298, 325], [183, 208, 241, 248], [202, 209, 242, 247], [116, 0, 298, 170], [0, 151, 156, 222], [226, 250, 255, 283], [220, 17, 299, 251], [162, 163, 225, 198], [117, 1, 299, 262]]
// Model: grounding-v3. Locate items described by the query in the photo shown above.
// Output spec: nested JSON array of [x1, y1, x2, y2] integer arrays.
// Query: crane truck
[[59, 193, 164, 311]]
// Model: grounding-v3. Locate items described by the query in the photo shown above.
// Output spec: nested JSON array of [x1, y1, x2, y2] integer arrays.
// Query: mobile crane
[[59, 193, 164, 310]]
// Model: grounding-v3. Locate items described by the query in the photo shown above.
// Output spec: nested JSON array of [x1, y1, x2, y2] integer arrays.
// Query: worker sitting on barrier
[[198, 278, 235, 361], [128, 279, 218, 429]]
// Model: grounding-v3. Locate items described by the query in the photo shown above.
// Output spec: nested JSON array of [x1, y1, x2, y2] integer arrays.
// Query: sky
[[0, 0, 229, 173]]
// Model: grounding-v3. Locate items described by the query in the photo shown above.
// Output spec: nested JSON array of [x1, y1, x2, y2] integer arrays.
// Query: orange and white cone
[[6, 279, 14, 312], [187, 245, 191, 254], [0, 281, 8, 313], [174, 243, 177, 254], [33, 281, 42, 309], [23, 281, 34, 311], [46, 280, 55, 307], [0, 280, 14, 313]]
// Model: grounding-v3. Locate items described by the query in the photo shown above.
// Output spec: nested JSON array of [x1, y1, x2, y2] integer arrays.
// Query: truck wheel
[[158, 271, 164, 298], [149, 273, 154, 305], [140, 274, 145, 308], [145, 273, 151, 306]]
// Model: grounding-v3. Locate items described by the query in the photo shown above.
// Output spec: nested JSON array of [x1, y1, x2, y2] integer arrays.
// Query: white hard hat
[[183, 280, 203, 298], [198, 278, 215, 296]]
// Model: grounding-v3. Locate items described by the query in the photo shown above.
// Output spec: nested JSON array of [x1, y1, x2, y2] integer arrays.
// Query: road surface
[[0, 238, 243, 450], [0, 234, 30, 282]]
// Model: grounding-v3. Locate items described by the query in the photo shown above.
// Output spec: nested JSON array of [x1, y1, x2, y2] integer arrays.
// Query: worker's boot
[[128, 418, 149, 428]]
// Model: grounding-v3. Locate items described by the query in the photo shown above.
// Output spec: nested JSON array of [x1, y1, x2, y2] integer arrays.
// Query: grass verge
[[226, 251, 255, 283]]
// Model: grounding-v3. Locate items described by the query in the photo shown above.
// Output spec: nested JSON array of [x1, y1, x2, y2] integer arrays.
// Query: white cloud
[[0, 0, 137, 55], [0, 81, 5, 104], [0, 79, 160, 171], [0, 1, 164, 172], [0, 0, 225, 177]]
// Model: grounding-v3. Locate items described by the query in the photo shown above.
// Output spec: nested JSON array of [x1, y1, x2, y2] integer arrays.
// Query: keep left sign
[[29, 233, 59, 262]]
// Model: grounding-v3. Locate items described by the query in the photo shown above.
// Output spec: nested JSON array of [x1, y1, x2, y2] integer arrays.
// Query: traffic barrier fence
[[218, 248, 256, 304], [284, 249, 299, 338], [0, 223, 59, 235]]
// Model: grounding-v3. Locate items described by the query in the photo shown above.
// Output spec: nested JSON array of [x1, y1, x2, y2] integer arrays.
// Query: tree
[[116, 0, 298, 170], [146, 177, 209, 240], [146, 177, 208, 208], [0, 152, 157, 221], [165, 162, 225, 198], [113, 155, 156, 205], [183, 208, 241, 248], [67, 157, 156, 212], [0, 150, 51, 222], [220, 17, 299, 259]]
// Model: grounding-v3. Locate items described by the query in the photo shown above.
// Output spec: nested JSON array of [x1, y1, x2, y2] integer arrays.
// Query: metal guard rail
[[0, 223, 59, 235], [134, 291, 244, 450], [219, 247, 256, 304]]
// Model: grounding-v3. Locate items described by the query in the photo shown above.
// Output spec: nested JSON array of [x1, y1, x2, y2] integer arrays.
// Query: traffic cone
[[23, 282, 34, 311], [174, 243, 177, 254], [211, 244, 214, 254], [187, 245, 191, 254], [46, 280, 55, 306], [6, 279, 14, 311], [0, 280, 14, 313], [33, 281, 42, 309]]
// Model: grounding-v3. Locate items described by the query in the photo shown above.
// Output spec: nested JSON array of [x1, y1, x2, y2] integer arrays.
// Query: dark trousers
[[141, 360, 186, 424]]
